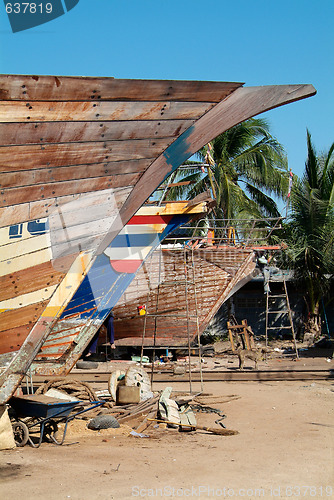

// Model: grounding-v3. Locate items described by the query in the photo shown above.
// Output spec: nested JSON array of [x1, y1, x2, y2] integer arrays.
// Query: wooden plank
[[0, 101, 214, 123], [0, 236, 103, 392], [0, 138, 170, 172], [0, 161, 151, 189], [1, 173, 141, 207], [0, 257, 68, 302], [0, 300, 48, 333], [39, 325, 86, 347], [0, 234, 49, 261], [0, 205, 30, 231], [0, 120, 193, 146], [0, 285, 57, 311], [0, 248, 52, 277], [0, 191, 125, 245], [0, 75, 242, 102], [0, 325, 32, 353], [0, 186, 132, 228]]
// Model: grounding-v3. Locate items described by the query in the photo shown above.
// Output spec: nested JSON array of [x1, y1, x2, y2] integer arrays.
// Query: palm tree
[[284, 131, 334, 337], [162, 118, 289, 223]]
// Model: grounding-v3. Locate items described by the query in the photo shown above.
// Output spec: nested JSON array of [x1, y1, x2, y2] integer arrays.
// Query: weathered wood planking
[[0, 195, 98, 354], [0, 326, 34, 354], [1, 285, 57, 313], [0, 186, 132, 229], [35, 325, 88, 359], [1, 201, 209, 361], [0, 259, 67, 302], [0, 301, 49, 333], [0, 160, 151, 186], [1, 174, 141, 207], [113, 247, 256, 346], [0, 120, 192, 146], [0, 75, 242, 102], [0, 139, 169, 172], [0, 76, 316, 404], [0, 233, 49, 261], [0, 248, 52, 276], [0, 100, 217, 123]]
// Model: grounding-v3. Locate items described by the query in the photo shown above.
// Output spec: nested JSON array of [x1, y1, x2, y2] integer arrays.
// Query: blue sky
[[0, 0, 333, 181]]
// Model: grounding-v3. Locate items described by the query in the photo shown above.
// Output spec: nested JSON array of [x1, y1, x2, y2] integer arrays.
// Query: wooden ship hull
[[0, 75, 315, 402], [28, 201, 209, 375], [113, 245, 257, 347]]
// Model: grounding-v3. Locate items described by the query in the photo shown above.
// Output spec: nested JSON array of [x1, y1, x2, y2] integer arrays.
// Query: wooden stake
[[147, 418, 239, 436]]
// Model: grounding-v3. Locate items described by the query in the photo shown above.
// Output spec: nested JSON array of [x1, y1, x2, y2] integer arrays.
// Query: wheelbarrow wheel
[[43, 420, 58, 442], [12, 420, 29, 447]]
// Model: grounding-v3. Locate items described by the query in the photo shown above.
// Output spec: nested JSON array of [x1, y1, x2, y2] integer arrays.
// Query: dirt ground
[[1, 371, 333, 500]]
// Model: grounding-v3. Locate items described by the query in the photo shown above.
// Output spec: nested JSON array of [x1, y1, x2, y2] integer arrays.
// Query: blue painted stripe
[[109, 231, 160, 248], [163, 125, 194, 181], [60, 212, 193, 320]]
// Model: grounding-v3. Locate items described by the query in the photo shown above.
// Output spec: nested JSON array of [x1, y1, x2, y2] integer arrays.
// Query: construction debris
[[11, 362, 239, 445], [124, 365, 153, 401], [148, 418, 238, 436]]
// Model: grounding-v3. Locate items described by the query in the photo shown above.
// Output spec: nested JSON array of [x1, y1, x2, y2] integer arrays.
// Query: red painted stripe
[[39, 340, 74, 350], [35, 352, 67, 358], [127, 215, 173, 225], [110, 259, 142, 273]]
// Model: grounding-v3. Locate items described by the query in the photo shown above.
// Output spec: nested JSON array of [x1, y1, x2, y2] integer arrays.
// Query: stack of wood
[[104, 389, 239, 436], [105, 395, 159, 433]]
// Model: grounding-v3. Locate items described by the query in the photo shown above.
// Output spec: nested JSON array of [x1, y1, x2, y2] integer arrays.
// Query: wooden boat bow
[[0, 76, 315, 403]]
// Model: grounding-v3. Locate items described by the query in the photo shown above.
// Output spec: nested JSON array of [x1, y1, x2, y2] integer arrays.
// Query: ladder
[[265, 270, 299, 358], [140, 245, 203, 393]]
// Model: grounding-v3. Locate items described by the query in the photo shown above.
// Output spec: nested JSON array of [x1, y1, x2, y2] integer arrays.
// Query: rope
[[35, 378, 114, 418]]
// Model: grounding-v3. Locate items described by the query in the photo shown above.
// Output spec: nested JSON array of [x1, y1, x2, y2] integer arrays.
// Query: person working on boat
[[85, 312, 115, 359]]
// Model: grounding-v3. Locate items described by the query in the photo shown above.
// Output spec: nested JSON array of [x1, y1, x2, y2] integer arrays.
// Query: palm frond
[[284, 132, 334, 316], [245, 183, 281, 218]]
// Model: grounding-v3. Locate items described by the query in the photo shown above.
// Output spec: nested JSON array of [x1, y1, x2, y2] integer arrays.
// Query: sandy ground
[[1, 374, 333, 500]]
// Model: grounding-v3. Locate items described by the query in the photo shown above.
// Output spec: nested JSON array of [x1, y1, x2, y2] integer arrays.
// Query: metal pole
[[140, 253, 154, 366], [265, 291, 269, 348], [191, 246, 204, 392], [150, 246, 163, 384], [184, 248, 192, 394], [283, 277, 299, 359]]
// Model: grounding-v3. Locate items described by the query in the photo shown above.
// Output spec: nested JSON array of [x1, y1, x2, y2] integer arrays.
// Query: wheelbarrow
[[9, 394, 105, 448]]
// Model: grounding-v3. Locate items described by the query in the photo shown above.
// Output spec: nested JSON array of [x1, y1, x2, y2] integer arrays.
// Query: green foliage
[[161, 118, 288, 221], [284, 131, 334, 324]]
